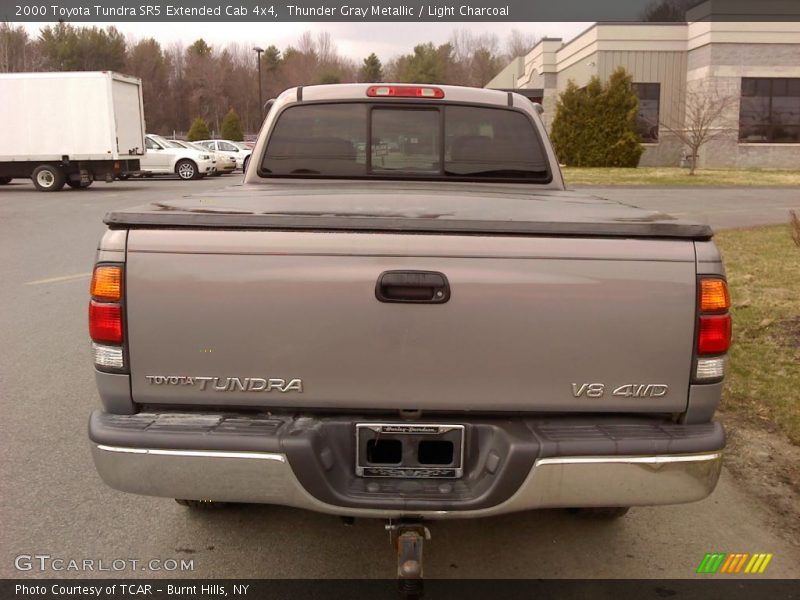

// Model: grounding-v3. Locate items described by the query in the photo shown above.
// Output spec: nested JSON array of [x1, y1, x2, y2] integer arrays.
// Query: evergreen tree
[[38, 23, 126, 71], [599, 68, 644, 167], [220, 109, 244, 141], [550, 67, 643, 168], [318, 71, 341, 84], [550, 80, 587, 166], [263, 45, 282, 70], [394, 42, 453, 84], [186, 117, 210, 141], [187, 38, 211, 57], [358, 53, 383, 83]]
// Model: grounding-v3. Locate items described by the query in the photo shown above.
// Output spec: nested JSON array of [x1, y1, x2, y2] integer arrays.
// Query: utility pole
[[253, 46, 264, 122]]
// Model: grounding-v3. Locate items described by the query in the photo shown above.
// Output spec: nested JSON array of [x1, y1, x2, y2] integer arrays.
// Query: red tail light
[[89, 301, 123, 344], [367, 85, 444, 99], [697, 314, 731, 355]]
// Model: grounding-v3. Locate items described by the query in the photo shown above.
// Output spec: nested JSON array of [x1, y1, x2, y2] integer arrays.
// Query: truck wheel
[[67, 179, 94, 189], [174, 499, 228, 509], [31, 165, 66, 192], [175, 159, 199, 181], [568, 507, 630, 519], [0, 177, 11, 185]]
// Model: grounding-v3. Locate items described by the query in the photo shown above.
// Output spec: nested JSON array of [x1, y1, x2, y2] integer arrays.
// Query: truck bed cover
[[105, 181, 713, 240]]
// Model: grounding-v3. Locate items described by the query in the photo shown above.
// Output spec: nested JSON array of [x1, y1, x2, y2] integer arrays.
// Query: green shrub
[[220, 109, 243, 141], [551, 67, 643, 168], [550, 81, 586, 167], [318, 71, 342, 85], [186, 117, 210, 142]]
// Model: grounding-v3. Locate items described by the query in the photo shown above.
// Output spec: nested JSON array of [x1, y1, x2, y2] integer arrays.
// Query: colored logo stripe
[[744, 554, 774, 574], [720, 553, 749, 573], [697, 553, 773, 574], [697, 553, 726, 574]]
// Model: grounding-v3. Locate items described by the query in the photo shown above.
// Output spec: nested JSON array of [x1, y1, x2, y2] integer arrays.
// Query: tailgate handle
[[375, 271, 451, 304]]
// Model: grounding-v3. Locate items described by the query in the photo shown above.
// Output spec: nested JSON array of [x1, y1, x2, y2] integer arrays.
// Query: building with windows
[[486, 3, 800, 168]]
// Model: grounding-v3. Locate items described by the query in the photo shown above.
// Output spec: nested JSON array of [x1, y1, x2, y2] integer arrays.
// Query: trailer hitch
[[386, 519, 431, 598]]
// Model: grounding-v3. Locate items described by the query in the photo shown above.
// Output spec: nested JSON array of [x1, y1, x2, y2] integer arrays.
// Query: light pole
[[253, 46, 264, 121]]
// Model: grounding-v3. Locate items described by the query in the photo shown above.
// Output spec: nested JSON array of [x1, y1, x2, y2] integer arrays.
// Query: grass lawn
[[716, 223, 800, 444], [562, 167, 800, 187]]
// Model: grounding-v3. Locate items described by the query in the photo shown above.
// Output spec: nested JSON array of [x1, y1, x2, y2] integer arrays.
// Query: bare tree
[[449, 29, 504, 87], [504, 29, 538, 60], [0, 22, 36, 72], [791, 210, 800, 248], [296, 31, 317, 57], [315, 31, 336, 66], [5, 24, 539, 135], [640, 0, 698, 21], [656, 84, 739, 175], [125, 38, 170, 132]]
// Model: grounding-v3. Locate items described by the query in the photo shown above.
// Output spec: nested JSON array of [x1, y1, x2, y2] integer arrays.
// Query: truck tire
[[0, 177, 11, 185], [31, 165, 66, 192], [174, 499, 228, 509], [175, 159, 199, 181], [67, 179, 94, 189], [568, 507, 630, 519], [242, 156, 250, 173]]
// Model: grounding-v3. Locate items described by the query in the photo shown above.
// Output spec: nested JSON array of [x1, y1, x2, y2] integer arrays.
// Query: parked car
[[164, 140, 216, 175], [196, 139, 252, 172], [167, 140, 236, 176], [141, 134, 214, 180], [88, 84, 728, 584]]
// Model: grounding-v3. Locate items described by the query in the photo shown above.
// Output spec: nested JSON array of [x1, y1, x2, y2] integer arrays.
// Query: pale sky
[[20, 21, 591, 61]]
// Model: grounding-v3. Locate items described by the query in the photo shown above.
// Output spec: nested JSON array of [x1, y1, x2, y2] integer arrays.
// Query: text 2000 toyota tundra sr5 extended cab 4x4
[[88, 84, 730, 577]]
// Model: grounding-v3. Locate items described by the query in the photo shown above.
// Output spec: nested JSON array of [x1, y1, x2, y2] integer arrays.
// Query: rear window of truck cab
[[259, 103, 550, 182]]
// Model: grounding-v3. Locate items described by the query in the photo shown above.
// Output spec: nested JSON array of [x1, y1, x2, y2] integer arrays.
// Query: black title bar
[[3, 0, 800, 22], [3, 579, 800, 600]]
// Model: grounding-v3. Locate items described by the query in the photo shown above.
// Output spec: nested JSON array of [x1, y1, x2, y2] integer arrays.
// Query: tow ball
[[386, 519, 431, 597]]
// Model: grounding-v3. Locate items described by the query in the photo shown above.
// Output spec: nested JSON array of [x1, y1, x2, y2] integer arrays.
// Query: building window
[[632, 83, 660, 142], [740, 78, 800, 143]]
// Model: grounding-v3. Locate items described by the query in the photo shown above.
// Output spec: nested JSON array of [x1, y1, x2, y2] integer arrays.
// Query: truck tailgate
[[125, 229, 697, 413]]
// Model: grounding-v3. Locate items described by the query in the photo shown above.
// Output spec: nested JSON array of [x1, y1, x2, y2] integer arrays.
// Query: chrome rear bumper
[[91, 442, 723, 519]]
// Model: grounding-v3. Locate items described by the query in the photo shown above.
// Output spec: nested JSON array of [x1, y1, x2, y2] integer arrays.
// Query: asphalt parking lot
[[1, 176, 799, 579]]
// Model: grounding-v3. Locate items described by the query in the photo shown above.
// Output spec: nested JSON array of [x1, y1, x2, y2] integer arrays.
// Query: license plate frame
[[355, 423, 465, 479]]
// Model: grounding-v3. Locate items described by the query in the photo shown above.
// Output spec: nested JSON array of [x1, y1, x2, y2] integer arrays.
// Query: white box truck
[[0, 71, 145, 191]]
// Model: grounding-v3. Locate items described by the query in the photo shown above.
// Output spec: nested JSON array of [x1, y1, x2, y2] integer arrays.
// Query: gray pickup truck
[[88, 84, 730, 578]]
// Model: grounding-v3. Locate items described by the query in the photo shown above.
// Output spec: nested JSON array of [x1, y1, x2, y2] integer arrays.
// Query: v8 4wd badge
[[572, 383, 668, 398]]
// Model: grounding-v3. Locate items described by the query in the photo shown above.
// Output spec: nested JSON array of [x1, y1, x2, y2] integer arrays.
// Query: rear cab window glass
[[262, 103, 367, 176], [371, 108, 440, 174], [444, 106, 547, 179], [261, 102, 549, 182]]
